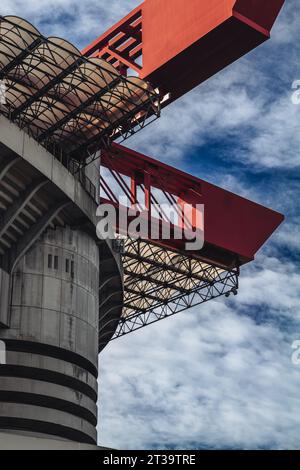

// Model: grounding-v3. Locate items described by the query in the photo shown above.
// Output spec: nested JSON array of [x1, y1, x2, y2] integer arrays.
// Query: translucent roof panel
[[0, 15, 160, 161]]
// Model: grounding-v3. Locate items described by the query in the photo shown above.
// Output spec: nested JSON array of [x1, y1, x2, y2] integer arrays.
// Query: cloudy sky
[[2, 0, 300, 450]]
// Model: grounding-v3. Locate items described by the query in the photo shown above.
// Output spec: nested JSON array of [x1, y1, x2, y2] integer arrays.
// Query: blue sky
[[2, 0, 300, 450]]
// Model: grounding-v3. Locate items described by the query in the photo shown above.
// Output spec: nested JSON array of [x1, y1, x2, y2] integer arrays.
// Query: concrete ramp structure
[[0, 116, 123, 445]]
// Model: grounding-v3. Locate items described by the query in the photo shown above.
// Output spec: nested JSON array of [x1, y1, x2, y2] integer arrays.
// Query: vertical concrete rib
[[0, 226, 100, 444]]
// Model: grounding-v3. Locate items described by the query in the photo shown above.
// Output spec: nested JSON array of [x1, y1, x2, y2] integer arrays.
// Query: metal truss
[[110, 238, 239, 340], [0, 15, 160, 163], [82, 6, 143, 76], [100, 145, 205, 253]]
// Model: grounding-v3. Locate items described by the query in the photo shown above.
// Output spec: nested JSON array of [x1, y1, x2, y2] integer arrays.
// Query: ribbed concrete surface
[[0, 227, 99, 444], [0, 432, 108, 449]]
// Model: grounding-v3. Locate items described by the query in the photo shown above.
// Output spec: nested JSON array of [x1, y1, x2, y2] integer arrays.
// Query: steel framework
[[82, 5, 143, 77], [0, 16, 160, 164], [98, 143, 283, 343], [100, 144, 204, 253], [83, 1, 285, 105], [103, 237, 239, 342]]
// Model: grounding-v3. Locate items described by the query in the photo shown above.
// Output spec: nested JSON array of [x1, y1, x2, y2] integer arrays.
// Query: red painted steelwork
[[101, 144, 284, 268], [85, 1, 285, 268], [82, 5, 143, 74], [83, 0, 285, 104]]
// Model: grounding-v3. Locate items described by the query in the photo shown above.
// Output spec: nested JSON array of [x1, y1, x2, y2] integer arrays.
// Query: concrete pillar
[[84, 153, 100, 204], [0, 269, 10, 327], [0, 226, 99, 445]]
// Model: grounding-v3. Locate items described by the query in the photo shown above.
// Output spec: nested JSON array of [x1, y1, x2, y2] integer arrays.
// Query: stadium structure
[[0, 0, 285, 449]]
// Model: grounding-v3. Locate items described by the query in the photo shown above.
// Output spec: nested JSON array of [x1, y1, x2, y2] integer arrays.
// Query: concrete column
[[0, 269, 10, 327], [84, 152, 100, 204], [0, 226, 99, 445]]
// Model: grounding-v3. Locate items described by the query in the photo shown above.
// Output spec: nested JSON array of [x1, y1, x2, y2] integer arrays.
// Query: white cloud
[[99, 282, 300, 449], [98, 249, 300, 450], [0, 0, 139, 47], [129, 54, 300, 170], [239, 255, 300, 322], [129, 61, 266, 165], [274, 218, 300, 252], [240, 93, 300, 169]]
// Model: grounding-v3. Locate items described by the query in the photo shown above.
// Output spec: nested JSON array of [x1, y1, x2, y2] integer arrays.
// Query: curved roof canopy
[[0, 16, 160, 161]]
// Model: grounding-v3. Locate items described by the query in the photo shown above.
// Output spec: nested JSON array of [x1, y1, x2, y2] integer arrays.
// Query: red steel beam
[[85, 2, 285, 267], [101, 144, 284, 268], [82, 5, 142, 56], [83, 0, 285, 105]]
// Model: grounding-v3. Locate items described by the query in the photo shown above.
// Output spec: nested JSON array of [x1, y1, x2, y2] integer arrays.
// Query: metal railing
[[54, 152, 97, 203]]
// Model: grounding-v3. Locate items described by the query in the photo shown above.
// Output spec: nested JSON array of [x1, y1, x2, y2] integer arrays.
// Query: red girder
[[100, 144, 284, 268], [83, 0, 285, 104], [82, 5, 142, 73], [85, 1, 285, 268]]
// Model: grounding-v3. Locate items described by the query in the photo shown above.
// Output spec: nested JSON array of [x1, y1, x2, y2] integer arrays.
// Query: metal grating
[[108, 238, 239, 340], [0, 15, 160, 163]]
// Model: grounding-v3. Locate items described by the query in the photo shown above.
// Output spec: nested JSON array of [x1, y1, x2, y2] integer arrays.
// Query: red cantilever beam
[[83, 0, 285, 105], [102, 144, 284, 268], [85, 1, 285, 266]]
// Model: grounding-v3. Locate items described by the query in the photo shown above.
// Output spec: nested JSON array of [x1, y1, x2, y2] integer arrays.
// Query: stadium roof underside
[[0, 16, 160, 164], [98, 237, 239, 346], [97, 143, 283, 344]]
